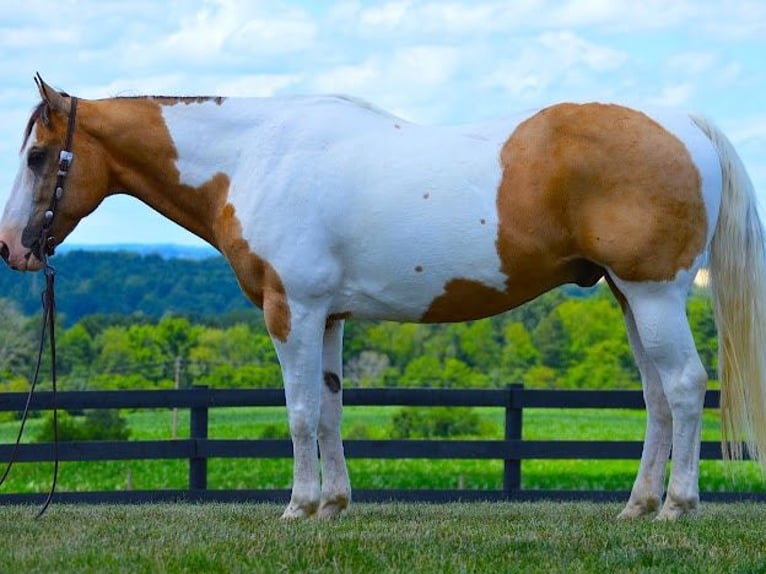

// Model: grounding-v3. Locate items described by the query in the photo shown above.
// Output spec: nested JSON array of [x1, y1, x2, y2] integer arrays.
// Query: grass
[[1, 502, 766, 573], [0, 406, 764, 495]]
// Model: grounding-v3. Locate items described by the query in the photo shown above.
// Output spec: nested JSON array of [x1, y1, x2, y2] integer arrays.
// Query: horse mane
[[22, 102, 47, 151], [116, 94, 226, 106]]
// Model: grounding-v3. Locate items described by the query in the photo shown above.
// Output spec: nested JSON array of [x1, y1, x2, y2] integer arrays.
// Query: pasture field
[[0, 406, 764, 494], [1, 502, 766, 573]]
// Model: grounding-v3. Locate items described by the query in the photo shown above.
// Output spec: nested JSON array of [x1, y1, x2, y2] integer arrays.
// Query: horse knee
[[288, 407, 318, 440]]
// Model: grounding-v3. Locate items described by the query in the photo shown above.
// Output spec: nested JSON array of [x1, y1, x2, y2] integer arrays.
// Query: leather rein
[[0, 96, 78, 517]]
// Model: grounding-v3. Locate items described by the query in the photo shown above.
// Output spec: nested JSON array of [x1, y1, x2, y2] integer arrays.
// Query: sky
[[0, 0, 764, 246]]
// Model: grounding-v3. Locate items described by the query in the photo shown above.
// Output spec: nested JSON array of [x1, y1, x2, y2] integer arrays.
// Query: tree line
[[0, 249, 717, 393]]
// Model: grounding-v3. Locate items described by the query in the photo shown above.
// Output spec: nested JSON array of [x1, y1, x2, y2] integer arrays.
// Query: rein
[[0, 96, 78, 517]]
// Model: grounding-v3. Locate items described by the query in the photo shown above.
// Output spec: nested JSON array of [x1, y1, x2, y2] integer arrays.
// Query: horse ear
[[34, 73, 71, 116]]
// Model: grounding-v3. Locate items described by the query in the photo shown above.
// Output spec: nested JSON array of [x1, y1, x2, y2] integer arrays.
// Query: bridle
[[0, 95, 78, 517], [41, 95, 78, 258]]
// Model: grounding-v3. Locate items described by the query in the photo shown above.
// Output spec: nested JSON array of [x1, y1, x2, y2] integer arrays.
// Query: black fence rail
[[0, 386, 764, 505]]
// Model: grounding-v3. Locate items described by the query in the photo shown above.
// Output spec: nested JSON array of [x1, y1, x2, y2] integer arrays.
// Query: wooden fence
[[1, 386, 765, 505]]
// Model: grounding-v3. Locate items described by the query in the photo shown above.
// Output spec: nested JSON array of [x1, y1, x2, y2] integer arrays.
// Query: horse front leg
[[317, 319, 351, 517], [271, 303, 327, 519]]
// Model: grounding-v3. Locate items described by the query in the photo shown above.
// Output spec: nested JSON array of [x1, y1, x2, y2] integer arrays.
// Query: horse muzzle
[[0, 239, 44, 272]]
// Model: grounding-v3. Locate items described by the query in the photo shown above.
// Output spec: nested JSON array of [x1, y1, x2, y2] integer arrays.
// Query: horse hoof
[[617, 496, 659, 519], [655, 502, 698, 521], [281, 502, 318, 519], [318, 495, 350, 519]]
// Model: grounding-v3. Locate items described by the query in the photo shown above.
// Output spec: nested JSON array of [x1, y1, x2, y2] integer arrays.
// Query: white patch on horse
[[3, 137, 37, 227], [160, 100, 240, 188]]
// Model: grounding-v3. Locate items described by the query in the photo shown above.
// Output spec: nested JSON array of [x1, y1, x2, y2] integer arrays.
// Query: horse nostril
[[0, 241, 9, 264]]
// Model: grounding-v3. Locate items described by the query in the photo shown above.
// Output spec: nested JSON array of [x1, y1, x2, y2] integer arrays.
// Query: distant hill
[[0, 247, 253, 325], [59, 243, 218, 260]]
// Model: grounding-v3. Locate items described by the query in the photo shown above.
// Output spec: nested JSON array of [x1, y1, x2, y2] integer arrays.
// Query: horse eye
[[27, 148, 47, 171]]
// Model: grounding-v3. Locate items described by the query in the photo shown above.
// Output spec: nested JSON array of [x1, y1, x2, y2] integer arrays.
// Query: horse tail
[[692, 114, 766, 467]]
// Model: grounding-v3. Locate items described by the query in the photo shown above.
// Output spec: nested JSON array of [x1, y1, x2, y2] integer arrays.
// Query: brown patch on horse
[[327, 312, 352, 323], [64, 97, 236, 245], [29, 96, 290, 341], [421, 278, 517, 322], [96, 99, 290, 341], [213, 203, 291, 342], [421, 103, 704, 322], [323, 371, 342, 393], [497, 103, 705, 283]]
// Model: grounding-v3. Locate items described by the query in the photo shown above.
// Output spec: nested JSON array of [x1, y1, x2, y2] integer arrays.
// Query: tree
[[456, 320, 502, 369], [58, 323, 95, 375], [400, 356, 489, 388], [501, 322, 539, 385], [0, 298, 37, 380]]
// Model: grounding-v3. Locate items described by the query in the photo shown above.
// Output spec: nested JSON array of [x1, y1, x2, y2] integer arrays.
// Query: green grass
[[1, 502, 766, 573], [1, 406, 764, 495]]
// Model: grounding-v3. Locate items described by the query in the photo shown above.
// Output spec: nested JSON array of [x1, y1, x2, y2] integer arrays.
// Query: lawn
[[1, 502, 765, 573]]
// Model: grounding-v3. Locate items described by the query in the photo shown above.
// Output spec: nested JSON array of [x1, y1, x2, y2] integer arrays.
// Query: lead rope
[[36, 256, 59, 518], [0, 256, 59, 518]]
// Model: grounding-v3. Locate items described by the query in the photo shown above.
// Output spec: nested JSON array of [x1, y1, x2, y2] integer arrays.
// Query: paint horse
[[2, 77, 766, 521]]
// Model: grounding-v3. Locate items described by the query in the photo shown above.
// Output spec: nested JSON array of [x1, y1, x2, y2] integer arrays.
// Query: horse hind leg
[[611, 271, 707, 520], [317, 319, 351, 518], [609, 282, 672, 519]]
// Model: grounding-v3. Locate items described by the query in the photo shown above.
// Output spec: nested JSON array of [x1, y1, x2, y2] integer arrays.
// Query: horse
[[1, 76, 765, 521]]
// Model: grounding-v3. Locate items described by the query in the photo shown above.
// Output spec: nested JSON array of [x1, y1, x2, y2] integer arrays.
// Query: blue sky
[[1, 0, 764, 246]]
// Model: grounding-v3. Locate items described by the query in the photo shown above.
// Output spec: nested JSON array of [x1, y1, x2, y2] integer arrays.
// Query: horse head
[[0, 76, 107, 271]]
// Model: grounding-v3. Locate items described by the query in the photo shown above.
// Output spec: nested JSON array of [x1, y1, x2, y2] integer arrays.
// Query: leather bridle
[[41, 95, 78, 258]]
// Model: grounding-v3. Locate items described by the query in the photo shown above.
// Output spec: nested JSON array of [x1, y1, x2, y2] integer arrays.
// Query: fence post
[[503, 383, 523, 497], [189, 385, 209, 492]]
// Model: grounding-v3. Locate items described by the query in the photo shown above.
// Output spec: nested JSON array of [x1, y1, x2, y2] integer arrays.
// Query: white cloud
[[312, 61, 380, 94], [666, 52, 718, 76], [0, 26, 79, 49], [538, 31, 626, 72], [482, 31, 628, 106], [215, 74, 303, 97], [648, 84, 695, 107], [161, 1, 316, 62], [359, 0, 413, 27]]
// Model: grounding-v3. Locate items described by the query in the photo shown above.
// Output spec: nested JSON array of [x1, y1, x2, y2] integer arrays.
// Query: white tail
[[692, 115, 766, 466]]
